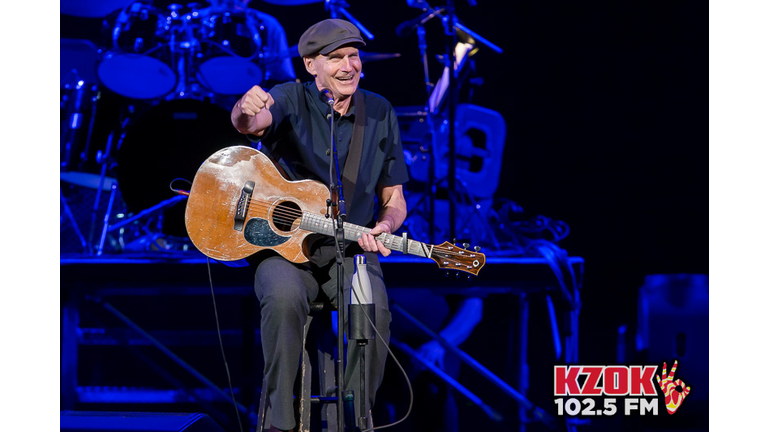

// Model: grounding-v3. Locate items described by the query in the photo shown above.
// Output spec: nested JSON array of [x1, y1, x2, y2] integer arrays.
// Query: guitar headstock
[[429, 241, 486, 276]]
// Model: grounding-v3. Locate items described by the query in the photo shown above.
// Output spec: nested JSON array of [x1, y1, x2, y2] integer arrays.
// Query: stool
[[256, 302, 339, 432]]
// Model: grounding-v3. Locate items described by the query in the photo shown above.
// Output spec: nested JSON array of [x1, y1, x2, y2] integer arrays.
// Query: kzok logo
[[553, 360, 692, 417], [656, 360, 692, 414], [554, 365, 657, 396]]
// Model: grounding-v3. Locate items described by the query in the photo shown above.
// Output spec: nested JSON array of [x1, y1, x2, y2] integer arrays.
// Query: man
[[230, 19, 409, 432]]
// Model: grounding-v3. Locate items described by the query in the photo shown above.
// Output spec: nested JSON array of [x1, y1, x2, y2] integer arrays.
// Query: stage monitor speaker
[[60, 411, 226, 432], [636, 274, 708, 403], [403, 103, 507, 199]]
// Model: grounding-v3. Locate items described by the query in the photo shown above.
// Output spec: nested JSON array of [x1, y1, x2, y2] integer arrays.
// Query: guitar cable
[[206, 257, 245, 432], [169, 178, 192, 197], [177, 175, 242, 431]]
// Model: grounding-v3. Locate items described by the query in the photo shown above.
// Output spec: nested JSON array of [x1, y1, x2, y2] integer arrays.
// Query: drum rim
[[96, 54, 178, 99]]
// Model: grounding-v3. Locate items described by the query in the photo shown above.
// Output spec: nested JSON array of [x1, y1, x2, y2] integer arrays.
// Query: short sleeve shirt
[[253, 81, 410, 227]]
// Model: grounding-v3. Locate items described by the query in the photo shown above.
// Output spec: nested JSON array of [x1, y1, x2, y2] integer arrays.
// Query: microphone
[[320, 88, 334, 106], [395, 8, 443, 38]]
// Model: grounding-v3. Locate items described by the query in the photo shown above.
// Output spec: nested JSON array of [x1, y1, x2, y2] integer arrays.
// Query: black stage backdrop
[[61, 1, 708, 430], [178, 0, 708, 363]]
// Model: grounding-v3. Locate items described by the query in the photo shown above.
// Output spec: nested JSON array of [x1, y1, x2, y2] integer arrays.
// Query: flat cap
[[298, 19, 366, 57]]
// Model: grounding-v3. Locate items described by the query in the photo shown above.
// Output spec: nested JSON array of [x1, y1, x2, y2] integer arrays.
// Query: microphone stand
[[443, 0, 458, 242], [325, 0, 375, 40], [322, 91, 355, 432], [416, 25, 438, 243]]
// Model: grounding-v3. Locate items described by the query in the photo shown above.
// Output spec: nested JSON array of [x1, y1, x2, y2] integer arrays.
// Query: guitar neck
[[299, 212, 431, 258]]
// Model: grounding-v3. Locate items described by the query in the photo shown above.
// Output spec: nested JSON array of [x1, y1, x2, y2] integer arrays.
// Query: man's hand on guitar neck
[[358, 220, 393, 257], [359, 184, 407, 257], [232, 85, 275, 137]]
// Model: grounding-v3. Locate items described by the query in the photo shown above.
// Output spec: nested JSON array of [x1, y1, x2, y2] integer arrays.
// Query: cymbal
[[260, 0, 323, 5], [60, 0, 134, 18], [360, 52, 401, 63], [61, 39, 100, 85], [60, 171, 118, 192]]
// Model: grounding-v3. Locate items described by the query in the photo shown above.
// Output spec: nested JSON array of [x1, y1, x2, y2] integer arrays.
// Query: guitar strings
[[249, 204, 476, 262], [250, 200, 477, 263], [241, 196, 481, 263]]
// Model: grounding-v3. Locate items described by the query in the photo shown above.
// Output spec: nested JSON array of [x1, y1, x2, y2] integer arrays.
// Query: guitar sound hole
[[272, 201, 302, 232]]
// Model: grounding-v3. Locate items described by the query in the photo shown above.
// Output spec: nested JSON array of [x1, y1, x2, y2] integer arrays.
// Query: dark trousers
[[254, 252, 392, 430]]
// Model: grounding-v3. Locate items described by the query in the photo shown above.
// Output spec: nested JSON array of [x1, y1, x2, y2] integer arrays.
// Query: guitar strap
[[341, 89, 366, 211]]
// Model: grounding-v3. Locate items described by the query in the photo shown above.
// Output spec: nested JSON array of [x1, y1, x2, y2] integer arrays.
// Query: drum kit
[[62, 2, 280, 100], [59, 0, 396, 256]]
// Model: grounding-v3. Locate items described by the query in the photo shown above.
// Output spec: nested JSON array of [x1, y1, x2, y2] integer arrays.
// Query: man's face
[[304, 46, 362, 99]]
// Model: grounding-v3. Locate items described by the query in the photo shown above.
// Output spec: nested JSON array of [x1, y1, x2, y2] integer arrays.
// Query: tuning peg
[[467, 274, 473, 281], [452, 238, 458, 244], [455, 271, 461, 279], [474, 246, 482, 252], [463, 242, 470, 249], [445, 271, 450, 278]]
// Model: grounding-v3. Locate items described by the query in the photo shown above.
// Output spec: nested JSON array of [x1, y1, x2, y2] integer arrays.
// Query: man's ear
[[303, 57, 317, 77]]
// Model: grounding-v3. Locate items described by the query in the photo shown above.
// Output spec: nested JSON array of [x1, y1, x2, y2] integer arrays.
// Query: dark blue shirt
[[253, 81, 410, 227]]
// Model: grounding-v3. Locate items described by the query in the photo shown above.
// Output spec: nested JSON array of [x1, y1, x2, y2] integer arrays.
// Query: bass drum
[[117, 99, 252, 237]]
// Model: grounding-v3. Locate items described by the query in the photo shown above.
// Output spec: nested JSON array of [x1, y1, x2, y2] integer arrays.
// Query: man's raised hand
[[232, 85, 274, 135], [239, 85, 274, 116]]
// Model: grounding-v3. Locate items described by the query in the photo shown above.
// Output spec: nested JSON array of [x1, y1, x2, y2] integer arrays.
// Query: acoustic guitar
[[184, 146, 485, 275]]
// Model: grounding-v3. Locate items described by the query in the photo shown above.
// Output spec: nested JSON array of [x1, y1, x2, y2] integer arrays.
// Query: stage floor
[[60, 250, 584, 432]]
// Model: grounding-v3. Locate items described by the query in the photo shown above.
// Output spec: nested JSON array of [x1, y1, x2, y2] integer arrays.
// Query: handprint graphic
[[656, 360, 691, 414]]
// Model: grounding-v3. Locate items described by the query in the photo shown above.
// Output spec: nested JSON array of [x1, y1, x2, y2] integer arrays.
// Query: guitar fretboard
[[299, 213, 431, 258]]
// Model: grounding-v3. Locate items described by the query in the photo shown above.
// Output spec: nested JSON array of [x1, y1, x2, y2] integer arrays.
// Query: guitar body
[[185, 146, 330, 262]]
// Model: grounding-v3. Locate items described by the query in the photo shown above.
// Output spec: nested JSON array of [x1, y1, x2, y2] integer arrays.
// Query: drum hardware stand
[[78, 83, 101, 172], [60, 189, 89, 253], [60, 71, 106, 255], [418, 22, 438, 244], [400, 130, 438, 243], [325, 0, 374, 40], [96, 182, 120, 256], [397, 15, 441, 243], [87, 126, 120, 254], [444, 0, 459, 242], [104, 195, 187, 242], [438, 175, 502, 249], [168, 9, 205, 101], [61, 72, 100, 173], [403, 169, 501, 248], [403, 0, 503, 243]]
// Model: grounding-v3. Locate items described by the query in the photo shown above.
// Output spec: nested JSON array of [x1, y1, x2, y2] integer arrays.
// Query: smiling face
[[304, 45, 362, 102]]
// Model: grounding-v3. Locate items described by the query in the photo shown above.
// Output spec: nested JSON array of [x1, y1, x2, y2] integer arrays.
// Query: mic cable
[[336, 250, 414, 432]]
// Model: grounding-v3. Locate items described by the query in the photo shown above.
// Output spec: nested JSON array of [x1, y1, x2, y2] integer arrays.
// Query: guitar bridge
[[234, 181, 255, 231]]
